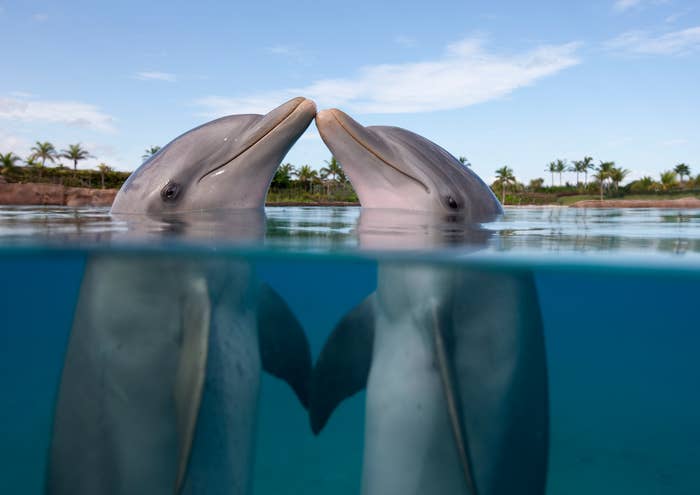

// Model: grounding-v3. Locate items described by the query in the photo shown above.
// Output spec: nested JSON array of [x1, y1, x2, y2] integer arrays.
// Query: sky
[[1, 0, 699, 184]]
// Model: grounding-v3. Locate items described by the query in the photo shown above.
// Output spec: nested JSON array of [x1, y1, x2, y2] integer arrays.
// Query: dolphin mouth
[[318, 109, 429, 193], [198, 97, 315, 183]]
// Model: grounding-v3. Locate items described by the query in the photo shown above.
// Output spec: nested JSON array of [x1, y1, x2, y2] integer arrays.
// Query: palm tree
[[570, 160, 581, 186], [593, 161, 615, 201], [659, 170, 678, 191], [294, 165, 319, 192], [30, 141, 57, 168], [320, 156, 345, 194], [61, 144, 92, 171], [571, 159, 590, 187], [320, 157, 343, 182], [581, 156, 594, 186], [494, 166, 516, 204], [0, 152, 22, 174], [458, 156, 471, 167], [272, 163, 295, 189], [555, 159, 567, 186], [609, 167, 629, 192], [674, 163, 691, 185], [547, 161, 557, 187], [142, 146, 161, 162], [97, 163, 112, 189]]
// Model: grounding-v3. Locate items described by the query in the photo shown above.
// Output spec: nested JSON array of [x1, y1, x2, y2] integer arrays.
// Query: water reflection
[[1, 205, 700, 257]]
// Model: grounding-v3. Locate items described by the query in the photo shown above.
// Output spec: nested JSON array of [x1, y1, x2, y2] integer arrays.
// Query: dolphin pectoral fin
[[174, 278, 211, 495], [309, 295, 375, 435], [257, 283, 312, 409]]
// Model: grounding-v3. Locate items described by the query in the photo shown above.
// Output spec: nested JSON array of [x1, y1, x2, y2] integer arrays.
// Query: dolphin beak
[[316, 108, 394, 165], [199, 97, 316, 182], [316, 109, 428, 195]]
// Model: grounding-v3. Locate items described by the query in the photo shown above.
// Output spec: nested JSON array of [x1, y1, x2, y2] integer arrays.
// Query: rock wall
[[0, 183, 117, 207]]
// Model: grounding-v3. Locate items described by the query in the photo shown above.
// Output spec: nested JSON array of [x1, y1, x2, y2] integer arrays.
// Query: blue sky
[[1, 0, 698, 184]]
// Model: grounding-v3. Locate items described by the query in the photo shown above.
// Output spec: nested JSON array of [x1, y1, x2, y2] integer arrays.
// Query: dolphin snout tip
[[288, 96, 317, 117], [315, 108, 343, 128], [300, 97, 317, 116]]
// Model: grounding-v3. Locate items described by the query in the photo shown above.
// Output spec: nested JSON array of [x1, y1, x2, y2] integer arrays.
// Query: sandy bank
[[570, 197, 700, 208], [0, 183, 118, 207]]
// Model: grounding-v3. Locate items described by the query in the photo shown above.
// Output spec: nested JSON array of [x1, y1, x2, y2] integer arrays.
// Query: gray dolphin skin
[[315, 108, 502, 219], [49, 251, 312, 495], [310, 110, 548, 495], [111, 96, 317, 214], [48, 98, 317, 494]]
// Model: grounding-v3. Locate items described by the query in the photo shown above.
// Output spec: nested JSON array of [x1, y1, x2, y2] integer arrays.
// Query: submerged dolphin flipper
[[309, 296, 375, 434], [257, 284, 313, 409], [174, 278, 211, 494]]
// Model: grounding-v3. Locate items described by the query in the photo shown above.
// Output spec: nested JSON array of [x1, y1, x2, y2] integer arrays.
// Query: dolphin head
[[111, 97, 316, 214], [316, 109, 502, 221]]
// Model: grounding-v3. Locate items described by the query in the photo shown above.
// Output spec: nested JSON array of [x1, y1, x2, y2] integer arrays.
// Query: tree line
[[493, 157, 697, 204], [3, 143, 696, 205], [0, 141, 129, 189]]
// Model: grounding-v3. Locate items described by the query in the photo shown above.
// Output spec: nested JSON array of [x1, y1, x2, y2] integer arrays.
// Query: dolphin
[[48, 98, 316, 494], [314, 108, 502, 218], [111, 96, 317, 214], [310, 109, 548, 495]]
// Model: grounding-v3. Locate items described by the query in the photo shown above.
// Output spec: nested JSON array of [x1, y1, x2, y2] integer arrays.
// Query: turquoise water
[[1, 206, 699, 494]]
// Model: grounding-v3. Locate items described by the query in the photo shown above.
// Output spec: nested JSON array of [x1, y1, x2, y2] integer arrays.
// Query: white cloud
[[614, 0, 642, 12], [32, 13, 48, 22], [605, 26, 700, 55], [0, 96, 116, 132], [134, 71, 177, 82], [195, 38, 580, 116]]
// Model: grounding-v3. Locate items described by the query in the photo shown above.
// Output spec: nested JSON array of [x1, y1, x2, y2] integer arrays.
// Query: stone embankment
[[571, 197, 700, 208], [0, 183, 117, 207]]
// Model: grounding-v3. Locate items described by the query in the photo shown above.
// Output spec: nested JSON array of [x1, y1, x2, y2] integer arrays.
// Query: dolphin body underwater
[[48, 97, 317, 494], [311, 109, 549, 495]]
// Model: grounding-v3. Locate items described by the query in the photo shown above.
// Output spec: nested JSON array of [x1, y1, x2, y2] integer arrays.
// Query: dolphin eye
[[161, 181, 181, 202], [446, 196, 460, 210]]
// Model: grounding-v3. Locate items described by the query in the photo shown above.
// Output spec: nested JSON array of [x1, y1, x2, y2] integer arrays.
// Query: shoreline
[[2, 182, 699, 209], [569, 197, 700, 208]]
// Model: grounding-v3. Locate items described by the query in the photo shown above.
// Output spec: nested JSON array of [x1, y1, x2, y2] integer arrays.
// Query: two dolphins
[[48, 98, 549, 494]]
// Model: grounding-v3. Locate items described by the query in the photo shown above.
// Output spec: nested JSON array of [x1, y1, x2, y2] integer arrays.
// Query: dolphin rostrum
[[48, 98, 317, 494], [311, 109, 548, 495]]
